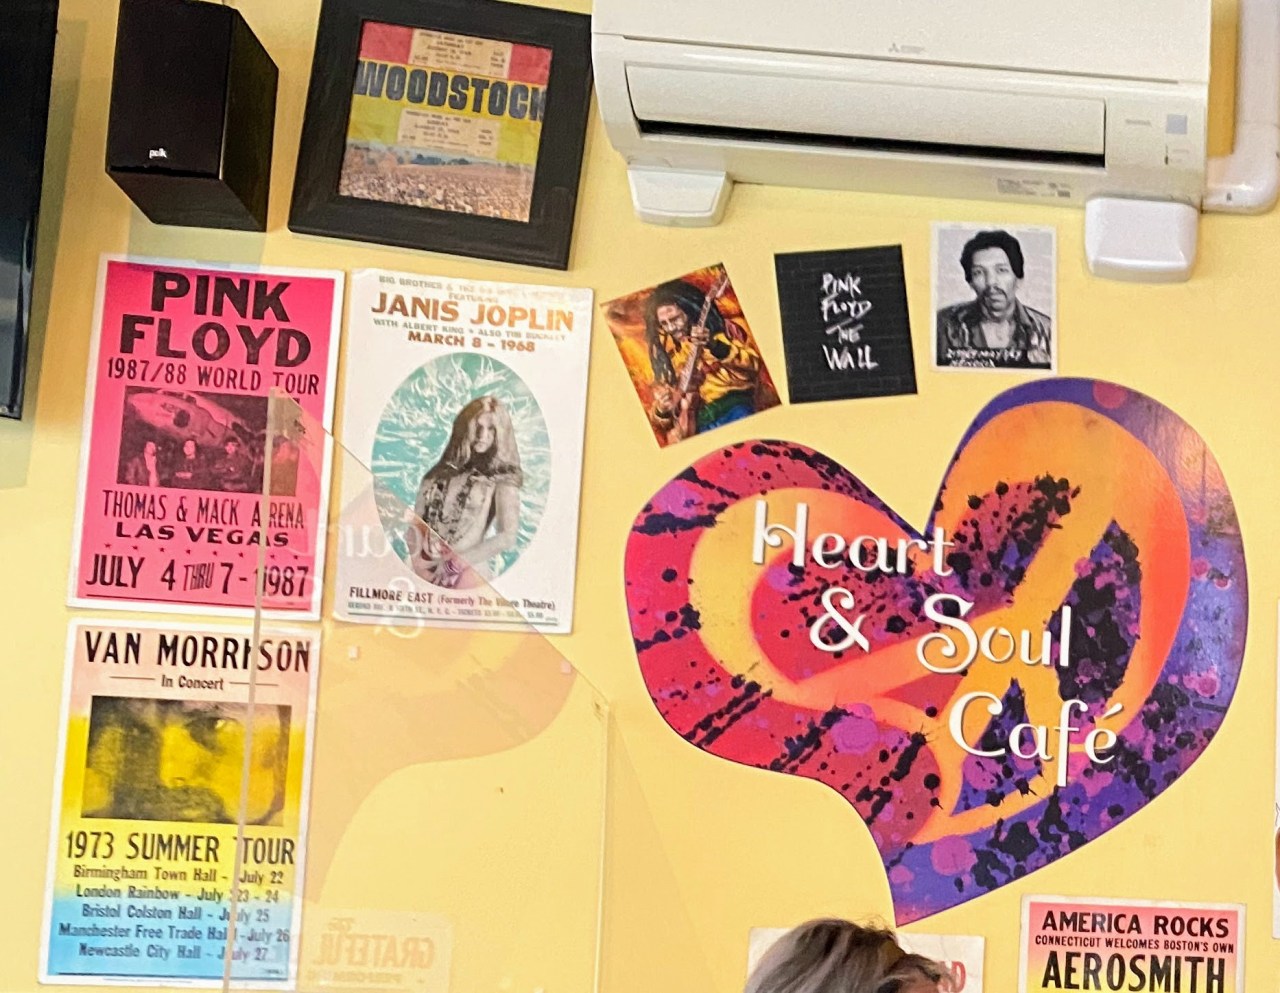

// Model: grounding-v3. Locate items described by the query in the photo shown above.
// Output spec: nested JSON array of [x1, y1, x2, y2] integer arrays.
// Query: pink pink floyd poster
[[68, 257, 343, 617]]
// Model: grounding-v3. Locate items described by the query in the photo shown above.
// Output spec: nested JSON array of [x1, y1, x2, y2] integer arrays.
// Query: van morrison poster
[[41, 621, 319, 987]]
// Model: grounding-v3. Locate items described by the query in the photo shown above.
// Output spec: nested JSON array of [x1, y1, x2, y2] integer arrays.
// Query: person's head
[[643, 279, 727, 383], [82, 697, 290, 825], [471, 410, 498, 455], [142, 440, 157, 458], [959, 230, 1024, 320], [656, 301, 690, 339], [429, 395, 521, 482], [224, 438, 240, 457], [182, 438, 197, 458], [745, 919, 947, 993]]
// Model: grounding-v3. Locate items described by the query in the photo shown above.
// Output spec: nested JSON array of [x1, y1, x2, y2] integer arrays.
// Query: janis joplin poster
[[624, 380, 1246, 923], [334, 268, 592, 633], [68, 257, 343, 617]]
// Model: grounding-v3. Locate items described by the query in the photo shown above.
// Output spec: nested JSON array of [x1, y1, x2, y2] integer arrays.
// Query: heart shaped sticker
[[624, 380, 1246, 923]]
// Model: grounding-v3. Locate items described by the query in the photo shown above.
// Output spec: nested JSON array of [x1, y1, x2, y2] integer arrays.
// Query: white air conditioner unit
[[593, 0, 1280, 282]]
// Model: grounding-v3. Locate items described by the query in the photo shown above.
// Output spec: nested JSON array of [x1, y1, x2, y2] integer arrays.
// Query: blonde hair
[[746, 919, 948, 993], [425, 395, 522, 485]]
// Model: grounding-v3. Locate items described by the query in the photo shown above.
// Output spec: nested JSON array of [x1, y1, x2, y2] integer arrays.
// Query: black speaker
[[106, 0, 278, 231]]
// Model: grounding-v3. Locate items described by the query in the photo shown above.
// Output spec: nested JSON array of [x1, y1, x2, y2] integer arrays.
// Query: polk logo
[[148, 147, 169, 160]]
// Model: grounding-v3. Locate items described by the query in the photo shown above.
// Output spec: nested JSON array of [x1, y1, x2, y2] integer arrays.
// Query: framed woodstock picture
[[289, 0, 592, 269]]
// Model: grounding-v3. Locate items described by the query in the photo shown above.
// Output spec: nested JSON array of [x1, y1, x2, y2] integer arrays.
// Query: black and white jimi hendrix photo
[[933, 224, 1056, 372]]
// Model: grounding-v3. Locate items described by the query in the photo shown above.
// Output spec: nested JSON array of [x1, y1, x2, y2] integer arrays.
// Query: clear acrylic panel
[[221, 388, 609, 993]]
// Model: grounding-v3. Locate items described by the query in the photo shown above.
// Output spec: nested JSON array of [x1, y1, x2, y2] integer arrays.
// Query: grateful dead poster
[[334, 268, 592, 633], [602, 263, 781, 447], [67, 257, 343, 618]]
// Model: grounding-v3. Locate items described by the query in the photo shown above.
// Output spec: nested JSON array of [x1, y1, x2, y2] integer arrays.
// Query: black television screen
[[0, 0, 58, 419]]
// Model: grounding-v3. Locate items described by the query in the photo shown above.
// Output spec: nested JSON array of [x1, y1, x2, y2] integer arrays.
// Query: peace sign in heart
[[624, 380, 1246, 923]]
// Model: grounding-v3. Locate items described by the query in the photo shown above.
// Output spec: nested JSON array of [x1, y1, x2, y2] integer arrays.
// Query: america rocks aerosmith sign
[[623, 380, 1246, 922]]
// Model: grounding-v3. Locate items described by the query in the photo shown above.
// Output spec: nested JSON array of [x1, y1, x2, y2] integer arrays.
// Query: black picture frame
[[289, 0, 592, 270]]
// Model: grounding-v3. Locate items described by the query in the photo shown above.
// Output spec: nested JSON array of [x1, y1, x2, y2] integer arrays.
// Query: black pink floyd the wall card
[[774, 245, 917, 403]]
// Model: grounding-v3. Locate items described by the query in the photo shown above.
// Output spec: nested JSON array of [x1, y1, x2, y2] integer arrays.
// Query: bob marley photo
[[602, 264, 780, 447]]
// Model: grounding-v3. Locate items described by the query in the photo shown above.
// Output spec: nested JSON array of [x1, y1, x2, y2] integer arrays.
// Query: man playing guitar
[[645, 274, 764, 445]]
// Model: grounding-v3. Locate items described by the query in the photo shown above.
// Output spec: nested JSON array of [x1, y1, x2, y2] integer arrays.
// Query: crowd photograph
[[339, 145, 537, 221]]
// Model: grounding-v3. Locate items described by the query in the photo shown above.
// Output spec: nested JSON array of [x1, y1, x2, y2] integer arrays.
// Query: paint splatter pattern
[[624, 379, 1246, 923]]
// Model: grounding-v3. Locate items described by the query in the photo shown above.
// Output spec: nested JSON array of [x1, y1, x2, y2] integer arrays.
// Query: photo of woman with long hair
[[405, 395, 523, 588]]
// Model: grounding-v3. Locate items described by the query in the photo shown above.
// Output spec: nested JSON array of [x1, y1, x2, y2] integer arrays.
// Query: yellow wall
[[2, 0, 1275, 991]]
